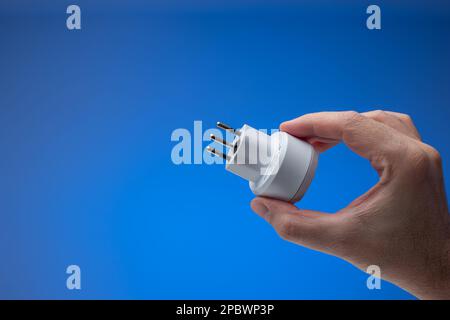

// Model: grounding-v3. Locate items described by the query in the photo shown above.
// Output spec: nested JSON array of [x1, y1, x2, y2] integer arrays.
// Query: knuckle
[[372, 109, 387, 119], [343, 111, 362, 125], [425, 145, 442, 168], [399, 113, 414, 125], [404, 143, 443, 177], [404, 144, 431, 176], [276, 218, 297, 241]]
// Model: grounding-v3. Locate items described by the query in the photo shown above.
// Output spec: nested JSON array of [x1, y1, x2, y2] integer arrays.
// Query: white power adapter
[[207, 122, 318, 203]]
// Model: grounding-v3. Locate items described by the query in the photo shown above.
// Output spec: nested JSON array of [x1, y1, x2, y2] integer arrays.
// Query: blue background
[[1, 0, 449, 299]]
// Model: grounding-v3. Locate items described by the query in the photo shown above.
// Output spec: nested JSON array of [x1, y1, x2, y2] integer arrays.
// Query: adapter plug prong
[[216, 122, 241, 136], [206, 146, 230, 161], [210, 134, 233, 148]]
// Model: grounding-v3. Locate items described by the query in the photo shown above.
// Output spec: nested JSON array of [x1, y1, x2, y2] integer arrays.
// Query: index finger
[[280, 111, 406, 164]]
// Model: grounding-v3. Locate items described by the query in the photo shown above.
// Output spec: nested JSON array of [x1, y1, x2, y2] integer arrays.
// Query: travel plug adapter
[[207, 122, 318, 203]]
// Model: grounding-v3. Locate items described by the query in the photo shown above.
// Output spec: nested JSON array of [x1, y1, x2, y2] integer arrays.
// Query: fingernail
[[252, 201, 269, 218]]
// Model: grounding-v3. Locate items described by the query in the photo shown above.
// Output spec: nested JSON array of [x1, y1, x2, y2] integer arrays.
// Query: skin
[[250, 110, 450, 299]]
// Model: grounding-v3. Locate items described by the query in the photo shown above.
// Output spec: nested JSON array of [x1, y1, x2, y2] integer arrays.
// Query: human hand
[[250, 111, 450, 299]]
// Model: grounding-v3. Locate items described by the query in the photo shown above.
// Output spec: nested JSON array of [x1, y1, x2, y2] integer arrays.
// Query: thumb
[[251, 197, 346, 255]]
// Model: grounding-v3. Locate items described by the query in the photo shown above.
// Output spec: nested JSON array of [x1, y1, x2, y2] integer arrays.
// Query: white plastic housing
[[225, 124, 318, 203]]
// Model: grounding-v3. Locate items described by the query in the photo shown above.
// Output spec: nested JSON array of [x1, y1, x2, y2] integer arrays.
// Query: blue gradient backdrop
[[1, 0, 450, 299]]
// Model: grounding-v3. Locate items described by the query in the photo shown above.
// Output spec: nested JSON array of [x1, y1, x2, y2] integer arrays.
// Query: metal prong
[[210, 134, 233, 148], [206, 146, 229, 161], [216, 122, 241, 136]]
